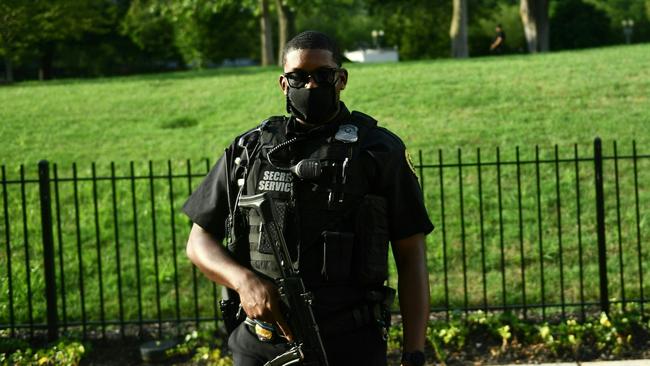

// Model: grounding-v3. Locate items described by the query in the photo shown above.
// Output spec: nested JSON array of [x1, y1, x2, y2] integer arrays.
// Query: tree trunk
[[260, 0, 275, 66], [276, 0, 293, 66], [450, 0, 469, 58], [520, 0, 549, 53], [536, 0, 549, 52], [3, 55, 14, 83], [520, 0, 538, 53], [38, 42, 54, 81]]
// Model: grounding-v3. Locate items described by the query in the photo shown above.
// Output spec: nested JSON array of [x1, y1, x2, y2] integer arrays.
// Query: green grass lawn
[[0, 44, 649, 335], [1, 44, 648, 166]]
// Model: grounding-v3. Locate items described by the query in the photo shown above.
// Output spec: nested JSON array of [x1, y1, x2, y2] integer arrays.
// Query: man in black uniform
[[490, 24, 506, 54], [184, 31, 433, 366]]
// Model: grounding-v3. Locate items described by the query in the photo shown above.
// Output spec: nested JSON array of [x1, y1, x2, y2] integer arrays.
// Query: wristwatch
[[401, 350, 426, 366]]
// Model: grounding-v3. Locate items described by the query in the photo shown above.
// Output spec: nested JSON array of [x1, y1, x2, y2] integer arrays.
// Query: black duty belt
[[318, 302, 386, 337]]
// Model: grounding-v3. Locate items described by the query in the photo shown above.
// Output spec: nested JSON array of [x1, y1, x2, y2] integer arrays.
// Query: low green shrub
[[417, 306, 650, 364], [0, 339, 86, 366], [2, 307, 648, 365], [166, 329, 233, 366]]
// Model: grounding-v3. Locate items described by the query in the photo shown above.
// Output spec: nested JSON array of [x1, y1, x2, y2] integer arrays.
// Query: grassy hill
[[1, 44, 648, 166], [0, 44, 648, 331]]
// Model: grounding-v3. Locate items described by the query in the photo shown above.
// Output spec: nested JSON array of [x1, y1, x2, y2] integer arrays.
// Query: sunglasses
[[283, 67, 339, 88]]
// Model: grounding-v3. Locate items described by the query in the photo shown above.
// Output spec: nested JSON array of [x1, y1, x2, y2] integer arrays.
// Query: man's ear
[[337, 68, 348, 91], [279, 75, 289, 95]]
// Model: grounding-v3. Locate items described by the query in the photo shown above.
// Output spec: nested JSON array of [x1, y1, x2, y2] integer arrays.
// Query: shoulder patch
[[405, 149, 418, 178]]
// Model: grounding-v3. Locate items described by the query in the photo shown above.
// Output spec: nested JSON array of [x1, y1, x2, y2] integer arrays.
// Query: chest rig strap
[[242, 112, 378, 281], [303, 111, 378, 210]]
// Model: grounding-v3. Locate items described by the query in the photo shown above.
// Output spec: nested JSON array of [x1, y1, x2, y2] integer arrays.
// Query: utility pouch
[[226, 210, 250, 263], [321, 231, 354, 282], [366, 286, 396, 328], [354, 195, 390, 286]]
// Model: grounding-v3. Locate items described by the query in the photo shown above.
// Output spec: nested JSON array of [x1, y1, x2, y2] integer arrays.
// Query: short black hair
[[282, 31, 343, 67]]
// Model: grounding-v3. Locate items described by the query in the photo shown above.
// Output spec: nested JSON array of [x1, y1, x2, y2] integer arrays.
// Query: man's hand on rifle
[[236, 271, 295, 342]]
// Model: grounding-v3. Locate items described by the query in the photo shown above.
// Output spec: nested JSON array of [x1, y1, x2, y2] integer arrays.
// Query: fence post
[[38, 160, 58, 341], [594, 138, 610, 314]]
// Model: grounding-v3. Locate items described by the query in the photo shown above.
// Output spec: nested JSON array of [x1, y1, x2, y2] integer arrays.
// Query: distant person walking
[[490, 24, 506, 54]]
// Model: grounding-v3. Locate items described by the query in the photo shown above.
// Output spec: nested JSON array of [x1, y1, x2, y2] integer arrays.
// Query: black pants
[[228, 322, 387, 366]]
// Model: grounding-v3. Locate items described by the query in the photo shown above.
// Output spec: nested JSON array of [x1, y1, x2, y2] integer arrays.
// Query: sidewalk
[[499, 360, 650, 365]]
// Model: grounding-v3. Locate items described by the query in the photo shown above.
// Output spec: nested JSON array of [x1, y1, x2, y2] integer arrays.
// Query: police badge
[[334, 124, 359, 143]]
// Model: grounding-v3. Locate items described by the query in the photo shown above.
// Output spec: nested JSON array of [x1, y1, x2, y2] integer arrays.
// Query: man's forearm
[[398, 263, 430, 351], [186, 223, 254, 292], [393, 234, 430, 352]]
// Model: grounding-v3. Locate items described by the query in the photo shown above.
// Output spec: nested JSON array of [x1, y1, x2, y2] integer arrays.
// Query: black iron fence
[[1, 138, 648, 341]]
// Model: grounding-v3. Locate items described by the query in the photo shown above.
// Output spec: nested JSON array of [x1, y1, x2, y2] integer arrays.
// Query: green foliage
[[0, 339, 86, 366], [122, 0, 259, 67], [294, 0, 375, 52], [535, 308, 647, 359], [416, 309, 650, 363], [166, 329, 233, 365], [368, 0, 451, 60], [586, 0, 649, 26], [550, 0, 615, 50], [0, 0, 114, 81], [5, 0, 650, 80], [0, 0, 110, 54], [121, 0, 177, 58], [387, 324, 403, 352], [0, 1, 41, 63], [0, 335, 29, 355], [592, 0, 650, 44], [471, 2, 526, 55]]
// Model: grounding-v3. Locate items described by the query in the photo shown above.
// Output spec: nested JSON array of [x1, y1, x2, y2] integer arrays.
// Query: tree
[[0, 1, 33, 82], [550, 0, 613, 50], [275, 0, 295, 66], [259, 0, 275, 66], [471, 1, 525, 55], [36, 0, 111, 80], [292, 0, 375, 52], [585, 0, 650, 44], [519, 0, 549, 53], [121, 0, 177, 58], [126, 0, 274, 67], [0, 0, 110, 82], [450, 0, 469, 57], [367, 0, 451, 60]]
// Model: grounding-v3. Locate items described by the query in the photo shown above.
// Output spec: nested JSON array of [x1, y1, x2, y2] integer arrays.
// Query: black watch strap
[[401, 350, 425, 366]]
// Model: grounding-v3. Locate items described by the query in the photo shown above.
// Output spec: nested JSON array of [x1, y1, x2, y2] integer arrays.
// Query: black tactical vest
[[235, 112, 391, 294]]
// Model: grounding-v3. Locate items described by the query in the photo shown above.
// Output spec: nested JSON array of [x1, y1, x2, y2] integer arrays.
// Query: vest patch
[[257, 169, 293, 192]]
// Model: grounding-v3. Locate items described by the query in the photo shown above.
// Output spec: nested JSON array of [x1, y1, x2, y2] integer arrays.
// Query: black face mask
[[286, 85, 338, 125]]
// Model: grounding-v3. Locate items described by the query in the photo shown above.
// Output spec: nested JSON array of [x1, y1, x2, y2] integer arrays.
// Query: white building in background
[[344, 48, 399, 63]]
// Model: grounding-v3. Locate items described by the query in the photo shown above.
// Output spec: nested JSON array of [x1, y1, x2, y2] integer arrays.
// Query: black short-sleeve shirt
[[183, 109, 433, 243]]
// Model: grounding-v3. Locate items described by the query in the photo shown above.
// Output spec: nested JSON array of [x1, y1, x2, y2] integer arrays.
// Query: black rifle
[[238, 192, 329, 366]]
